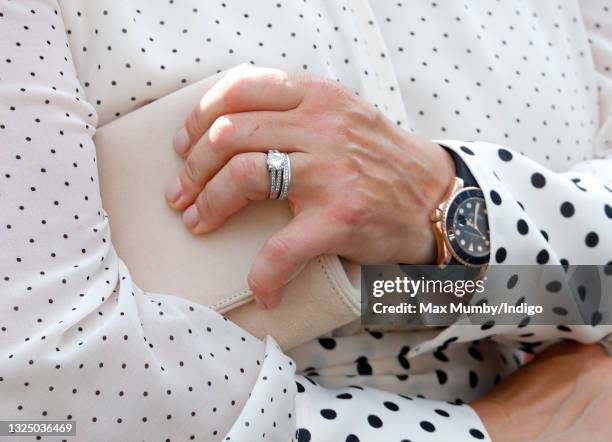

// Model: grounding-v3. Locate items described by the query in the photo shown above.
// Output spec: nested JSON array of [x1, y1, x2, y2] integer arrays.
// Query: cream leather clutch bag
[[94, 65, 361, 350]]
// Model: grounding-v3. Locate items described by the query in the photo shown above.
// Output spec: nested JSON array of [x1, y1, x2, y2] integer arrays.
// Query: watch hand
[[467, 218, 483, 237], [466, 218, 482, 236]]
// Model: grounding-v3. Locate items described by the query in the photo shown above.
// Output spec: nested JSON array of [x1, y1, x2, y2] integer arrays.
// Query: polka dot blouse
[[1, 1, 611, 441]]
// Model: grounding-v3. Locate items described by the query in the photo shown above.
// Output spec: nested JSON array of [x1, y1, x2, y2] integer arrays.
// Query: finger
[[248, 212, 336, 309], [183, 152, 310, 234], [183, 152, 268, 234], [166, 110, 320, 209], [173, 65, 306, 156]]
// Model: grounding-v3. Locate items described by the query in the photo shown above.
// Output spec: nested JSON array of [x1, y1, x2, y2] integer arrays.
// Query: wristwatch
[[430, 147, 490, 268]]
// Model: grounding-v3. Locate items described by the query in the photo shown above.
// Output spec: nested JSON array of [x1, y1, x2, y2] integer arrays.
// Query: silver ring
[[266, 149, 291, 200], [279, 154, 291, 200]]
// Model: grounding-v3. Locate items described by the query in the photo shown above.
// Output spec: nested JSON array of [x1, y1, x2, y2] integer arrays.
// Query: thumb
[[248, 211, 334, 309]]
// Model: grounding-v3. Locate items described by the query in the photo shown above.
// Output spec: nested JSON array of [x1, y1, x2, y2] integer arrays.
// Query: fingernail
[[172, 127, 190, 154], [183, 204, 199, 229], [165, 177, 182, 203]]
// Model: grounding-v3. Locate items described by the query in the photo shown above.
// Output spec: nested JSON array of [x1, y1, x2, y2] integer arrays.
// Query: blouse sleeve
[[0, 1, 296, 440], [0, 2, 492, 441], [432, 0, 612, 348]]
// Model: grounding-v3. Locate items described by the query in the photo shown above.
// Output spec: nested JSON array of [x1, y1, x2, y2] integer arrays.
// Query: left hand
[[164, 64, 455, 308], [472, 341, 612, 442]]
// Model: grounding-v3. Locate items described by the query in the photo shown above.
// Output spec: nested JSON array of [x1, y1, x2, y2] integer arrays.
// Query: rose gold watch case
[[431, 178, 488, 269]]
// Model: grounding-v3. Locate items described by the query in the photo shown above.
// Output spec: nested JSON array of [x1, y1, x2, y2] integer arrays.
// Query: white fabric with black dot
[[1, 1, 611, 441]]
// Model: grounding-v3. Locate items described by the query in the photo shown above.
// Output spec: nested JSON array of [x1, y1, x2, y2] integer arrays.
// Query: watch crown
[[431, 208, 443, 222]]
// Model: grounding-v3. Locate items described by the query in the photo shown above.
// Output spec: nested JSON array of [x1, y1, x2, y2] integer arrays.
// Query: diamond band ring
[[266, 149, 291, 200]]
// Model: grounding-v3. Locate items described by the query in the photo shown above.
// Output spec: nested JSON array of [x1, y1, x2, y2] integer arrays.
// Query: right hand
[[472, 341, 612, 442]]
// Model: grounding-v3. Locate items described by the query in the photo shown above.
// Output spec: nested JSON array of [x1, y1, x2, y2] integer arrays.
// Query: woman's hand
[[472, 341, 612, 442], [164, 64, 455, 308]]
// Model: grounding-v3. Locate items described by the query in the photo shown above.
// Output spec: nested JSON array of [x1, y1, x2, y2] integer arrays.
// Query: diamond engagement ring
[[266, 149, 291, 200]]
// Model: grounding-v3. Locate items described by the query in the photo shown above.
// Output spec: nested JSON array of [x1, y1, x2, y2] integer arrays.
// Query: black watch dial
[[445, 187, 490, 266]]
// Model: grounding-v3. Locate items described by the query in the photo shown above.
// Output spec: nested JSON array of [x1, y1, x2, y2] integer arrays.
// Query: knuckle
[[208, 115, 236, 153], [184, 154, 203, 184], [315, 92, 381, 139], [302, 75, 347, 108], [328, 191, 369, 226], [228, 155, 259, 186], [185, 109, 205, 139], [363, 102, 383, 124], [342, 105, 382, 138], [363, 110, 383, 133], [312, 75, 346, 97], [195, 186, 215, 216], [264, 235, 292, 262], [222, 75, 252, 108], [194, 190, 207, 212]]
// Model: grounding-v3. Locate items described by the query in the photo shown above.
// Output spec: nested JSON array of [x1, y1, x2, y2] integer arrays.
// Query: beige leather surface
[[94, 64, 361, 349]]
